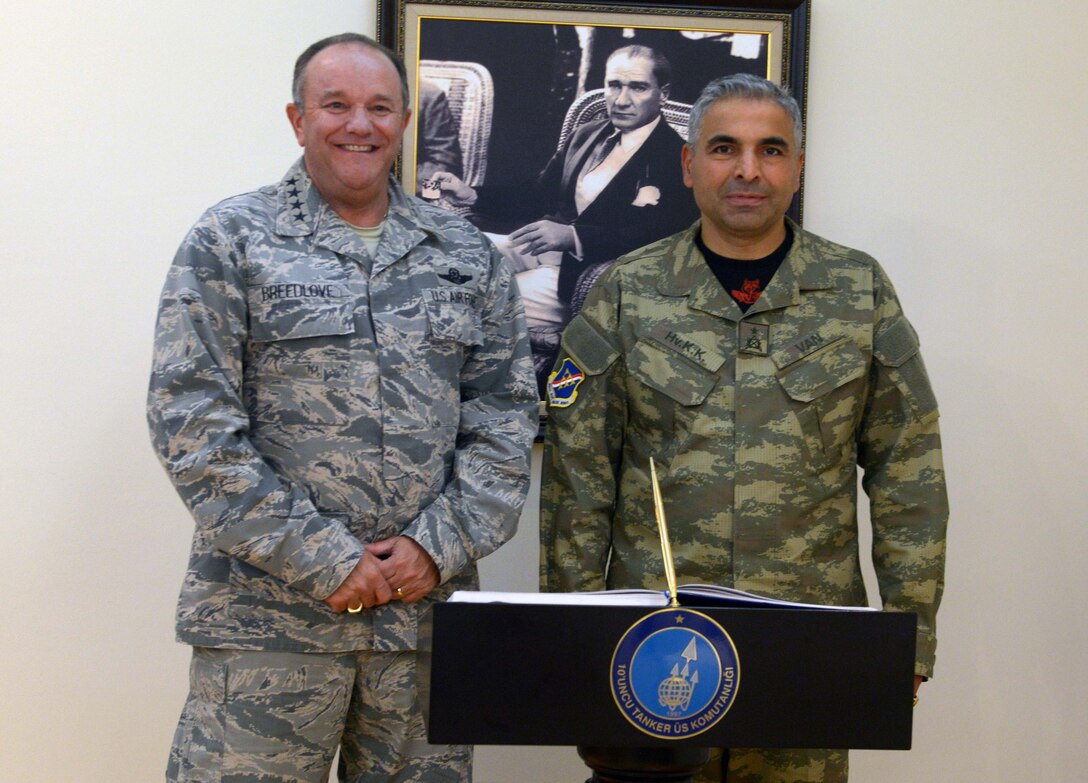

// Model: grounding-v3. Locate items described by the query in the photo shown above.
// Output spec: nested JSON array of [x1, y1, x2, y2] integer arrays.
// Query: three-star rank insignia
[[547, 358, 585, 408], [438, 267, 474, 285]]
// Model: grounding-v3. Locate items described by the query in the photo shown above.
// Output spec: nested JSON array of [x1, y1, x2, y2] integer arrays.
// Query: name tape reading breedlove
[[610, 608, 740, 740]]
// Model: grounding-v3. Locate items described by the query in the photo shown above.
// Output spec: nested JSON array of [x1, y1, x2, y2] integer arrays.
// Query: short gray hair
[[292, 33, 410, 112], [605, 45, 672, 90], [687, 73, 803, 151]]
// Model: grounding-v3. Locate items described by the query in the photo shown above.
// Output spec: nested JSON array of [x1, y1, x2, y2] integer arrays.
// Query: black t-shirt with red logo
[[695, 222, 793, 313]]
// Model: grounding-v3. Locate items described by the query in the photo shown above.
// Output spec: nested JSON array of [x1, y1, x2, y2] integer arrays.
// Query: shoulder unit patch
[[547, 357, 585, 408]]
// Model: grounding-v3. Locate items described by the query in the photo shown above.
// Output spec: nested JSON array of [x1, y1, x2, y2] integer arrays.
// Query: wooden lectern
[[419, 601, 916, 782]]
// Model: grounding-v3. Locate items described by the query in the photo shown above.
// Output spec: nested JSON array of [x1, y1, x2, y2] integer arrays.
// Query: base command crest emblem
[[611, 609, 740, 740], [547, 358, 585, 408]]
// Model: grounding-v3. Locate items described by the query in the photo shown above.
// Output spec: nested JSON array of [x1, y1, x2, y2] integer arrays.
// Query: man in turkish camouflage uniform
[[540, 74, 948, 782], [148, 33, 536, 783]]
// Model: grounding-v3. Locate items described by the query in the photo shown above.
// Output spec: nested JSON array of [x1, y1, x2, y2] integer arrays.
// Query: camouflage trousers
[[694, 748, 849, 783], [166, 647, 470, 783]]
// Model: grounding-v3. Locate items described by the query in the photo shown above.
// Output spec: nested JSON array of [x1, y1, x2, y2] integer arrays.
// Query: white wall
[[1, 1, 1085, 780]]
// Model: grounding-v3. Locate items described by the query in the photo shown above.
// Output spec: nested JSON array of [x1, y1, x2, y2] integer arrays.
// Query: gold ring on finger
[[347, 602, 363, 613]]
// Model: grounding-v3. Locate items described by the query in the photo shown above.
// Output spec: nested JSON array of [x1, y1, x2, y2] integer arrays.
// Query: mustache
[[724, 183, 768, 197]]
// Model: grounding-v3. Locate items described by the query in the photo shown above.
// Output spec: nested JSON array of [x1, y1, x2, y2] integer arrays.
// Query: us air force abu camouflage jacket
[[541, 221, 948, 677], [149, 160, 537, 652]]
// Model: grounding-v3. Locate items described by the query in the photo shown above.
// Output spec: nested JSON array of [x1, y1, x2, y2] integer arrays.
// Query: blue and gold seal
[[611, 609, 740, 739]]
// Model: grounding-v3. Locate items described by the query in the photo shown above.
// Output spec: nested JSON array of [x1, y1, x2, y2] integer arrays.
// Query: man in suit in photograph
[[435, 44, 698, 390]]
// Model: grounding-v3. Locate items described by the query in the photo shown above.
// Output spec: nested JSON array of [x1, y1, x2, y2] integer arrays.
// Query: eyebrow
[[706, 133, 792, 149], [315, 89, 398, 104], [607, 79, 652, 89]]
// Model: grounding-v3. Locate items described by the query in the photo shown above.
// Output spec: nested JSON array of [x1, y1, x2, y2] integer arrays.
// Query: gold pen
[[650, 457, 680, 607]]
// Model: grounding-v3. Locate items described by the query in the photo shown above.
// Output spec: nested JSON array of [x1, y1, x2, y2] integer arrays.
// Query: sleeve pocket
[[875, 318, 939, 423], [561, 314, 619, 375]]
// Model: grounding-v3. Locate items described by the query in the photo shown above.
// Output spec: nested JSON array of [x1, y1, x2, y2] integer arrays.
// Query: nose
[[614, 87, 632, 106], [735, 149, 759, 180], [345, 106, 373, 133]]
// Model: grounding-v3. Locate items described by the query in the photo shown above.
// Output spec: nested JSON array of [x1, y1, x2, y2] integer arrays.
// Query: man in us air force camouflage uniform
[[540, 74, 948, 782], [148, 33, 536, 783]]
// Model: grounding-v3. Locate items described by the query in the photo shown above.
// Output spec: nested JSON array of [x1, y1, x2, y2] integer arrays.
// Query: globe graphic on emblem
[[657, 674, 693, 713]]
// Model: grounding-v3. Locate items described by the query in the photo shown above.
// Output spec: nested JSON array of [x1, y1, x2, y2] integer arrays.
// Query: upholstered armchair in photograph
[[418, 59, 495, 187]]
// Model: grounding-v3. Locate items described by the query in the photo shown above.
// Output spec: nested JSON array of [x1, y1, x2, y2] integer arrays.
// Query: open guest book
[[452, 458, 873, 612], [449, 584, 874, 610]]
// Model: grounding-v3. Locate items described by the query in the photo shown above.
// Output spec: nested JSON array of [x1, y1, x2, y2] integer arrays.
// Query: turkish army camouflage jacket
[[540, 221, 948, 677], [149, 160, 537, 652]]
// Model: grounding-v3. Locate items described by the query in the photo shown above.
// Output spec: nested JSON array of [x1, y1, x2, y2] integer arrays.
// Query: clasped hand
[[324, 535, 440, 612]]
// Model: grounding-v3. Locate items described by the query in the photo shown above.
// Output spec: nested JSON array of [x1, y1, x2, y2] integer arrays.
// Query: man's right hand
[[324, 551, 394, 612], [433, 171, 478, 205]]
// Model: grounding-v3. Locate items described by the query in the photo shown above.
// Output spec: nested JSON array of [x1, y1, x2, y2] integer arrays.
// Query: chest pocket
[[775, 336, 867, 471], [424, 298, 483, 347], [245, 288, 358, 427], [627, 338, 721, 462], [775, 337, 867, 403], [248, 284, 355, 344], [629, 339, 719, 406]]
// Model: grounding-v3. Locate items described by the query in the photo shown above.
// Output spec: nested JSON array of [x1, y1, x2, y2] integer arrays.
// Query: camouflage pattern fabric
[[541, 221, 947, 782], [688, 748, 848, 783], [723, 748, 847, 783], [167, 648, 469, 783], [148, 159, 537, 653], [541, 220, 947, 677]]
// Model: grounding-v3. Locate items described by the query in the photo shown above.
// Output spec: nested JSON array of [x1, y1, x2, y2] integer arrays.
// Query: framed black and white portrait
[[379, 0, 810, 409]]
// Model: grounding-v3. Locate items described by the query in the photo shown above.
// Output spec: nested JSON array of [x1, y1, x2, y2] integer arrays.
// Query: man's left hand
[[365, 536, 441, 603], [509, 220, 576, 255]]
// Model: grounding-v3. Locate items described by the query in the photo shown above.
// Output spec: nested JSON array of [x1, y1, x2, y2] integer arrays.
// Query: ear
[[286, 103, 305, 147], [660, 83, 671, 102], [793, 149, 805, 192], [681, 143, 694, 189]]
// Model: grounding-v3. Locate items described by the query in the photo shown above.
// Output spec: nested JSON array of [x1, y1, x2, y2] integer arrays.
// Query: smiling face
[[603, 52, 667, 133], [682, 97, 803, 258], [286, 42, 410, 224]]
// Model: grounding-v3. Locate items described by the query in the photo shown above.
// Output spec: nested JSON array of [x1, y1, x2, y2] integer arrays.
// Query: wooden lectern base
[[579, 746, 711, 783]]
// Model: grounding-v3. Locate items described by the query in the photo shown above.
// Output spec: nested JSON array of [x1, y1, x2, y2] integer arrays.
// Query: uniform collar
[[274, 159, 445, 275], [658, 218, 833, 320]]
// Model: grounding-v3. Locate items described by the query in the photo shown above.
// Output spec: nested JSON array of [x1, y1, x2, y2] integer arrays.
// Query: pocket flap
[[873, 317, 919, 368], [776, 338, 867, 403], [630, 339, 717, 406], [424, 299, 483, 346], [250, 297, 354, 343], [562, 314, 619, 375]]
